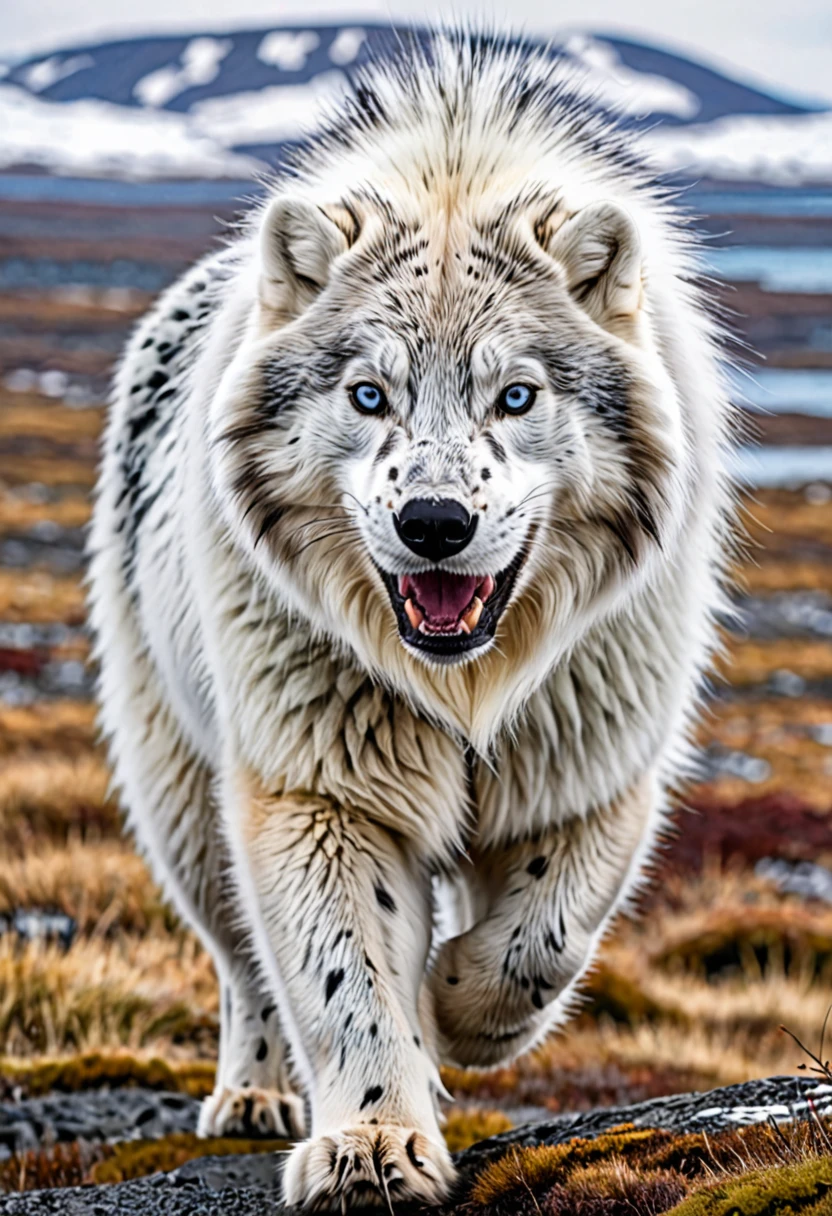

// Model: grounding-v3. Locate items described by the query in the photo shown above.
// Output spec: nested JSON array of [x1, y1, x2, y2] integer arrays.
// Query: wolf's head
[[209, 182, 689, 728]]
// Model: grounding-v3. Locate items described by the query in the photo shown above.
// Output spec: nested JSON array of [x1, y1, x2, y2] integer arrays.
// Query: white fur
[[88, 32, 733, 1209]]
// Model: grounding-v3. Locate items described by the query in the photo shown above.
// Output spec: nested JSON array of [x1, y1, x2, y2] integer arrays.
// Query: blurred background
[[1, 0, 832, 1182]]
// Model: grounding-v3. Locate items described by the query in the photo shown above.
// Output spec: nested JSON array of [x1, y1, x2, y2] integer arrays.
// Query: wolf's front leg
[[429, 774, 657, 1068], [225, 775, 454, 1210]]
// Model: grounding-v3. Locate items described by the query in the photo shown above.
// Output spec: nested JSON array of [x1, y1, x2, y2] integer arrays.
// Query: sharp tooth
[[480, 575, 496, 602], [462, 596, 483, 632], [458, 619, 471, 634], [404, 598, 424, 630]]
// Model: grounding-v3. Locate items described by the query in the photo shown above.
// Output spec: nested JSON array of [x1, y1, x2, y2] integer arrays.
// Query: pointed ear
[[258, 196, 351, 317], [540, 202, 643, 331]]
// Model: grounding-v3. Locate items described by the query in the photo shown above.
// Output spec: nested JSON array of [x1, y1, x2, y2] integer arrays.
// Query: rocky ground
[[1, 1077, 831, 1213]]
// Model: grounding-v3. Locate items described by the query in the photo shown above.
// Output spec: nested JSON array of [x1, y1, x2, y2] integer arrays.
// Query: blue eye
[[350, 383, 388, 415], [498, 384, 536, 415]]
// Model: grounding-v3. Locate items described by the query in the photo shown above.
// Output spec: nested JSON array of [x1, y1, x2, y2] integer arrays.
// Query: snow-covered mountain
[[0, 25, 828, 183]]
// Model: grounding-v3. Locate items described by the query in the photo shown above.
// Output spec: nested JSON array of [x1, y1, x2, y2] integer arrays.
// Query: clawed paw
[[198, 1085, 305, 1139], [282, 1124, 455, 1210]]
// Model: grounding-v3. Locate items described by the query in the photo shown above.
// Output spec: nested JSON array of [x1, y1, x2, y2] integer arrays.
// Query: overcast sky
[[2, 0, 831, 107]]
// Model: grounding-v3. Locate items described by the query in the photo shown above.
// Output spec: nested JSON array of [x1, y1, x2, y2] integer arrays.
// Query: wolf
[[88, 31, 732, 1209]]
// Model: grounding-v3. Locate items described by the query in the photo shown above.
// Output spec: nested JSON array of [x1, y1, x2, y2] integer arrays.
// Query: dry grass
[[583, 1021, 796, 1089], [737, 560, 832, 594], [0, 1141, 108, 1194], [0, 453, 97, 489], [742, 491, 832, 549], [0, 839, 172, 935], [0, 489, 91, 531], [0, 405, 103, 443], [0, 849, 816, 1105], [0, 289, 149, 325], [719, 638, 832, 686], [695, 700, 832, 811], [0, 569, 85, 623], [0, 932, 218, 1058], [0, 752, 117, 852], [0, 701, 98, 757]]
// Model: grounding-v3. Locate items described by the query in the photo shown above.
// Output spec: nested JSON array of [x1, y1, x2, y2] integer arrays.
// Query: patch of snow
[[562, 34, 700, 119], [4, 369, 38, 393], [192, 72, 348, 146], [328, 28, 366, 66], [0, 909, 76, 950], [730, 444, 832, 488], [725, 1104, 794, 1124], [707, 246, 832, 293], [134, 37, 232, 108], [22, 53, 94, 93], [644, 111, 832, 186], [39, 370, 69, 398], [257, 30, 320, 72], [769, 670, 807, 697], [757, 856, 832, 902], [726, 368, 832, 417], [701, 745, 770, 783], [0, 83, 261, 179]]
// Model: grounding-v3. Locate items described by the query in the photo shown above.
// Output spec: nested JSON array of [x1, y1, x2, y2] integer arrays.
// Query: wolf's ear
[[539, 202, 643, 331], [259, 197, 351, 317]]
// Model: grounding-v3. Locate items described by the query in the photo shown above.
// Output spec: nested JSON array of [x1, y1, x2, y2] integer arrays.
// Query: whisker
[[341, 490, 370, 517], [289, 512, 357, 534], [514, 479, 559, 510], [287, 526, 361, 559], [317, 536, 364, 562]]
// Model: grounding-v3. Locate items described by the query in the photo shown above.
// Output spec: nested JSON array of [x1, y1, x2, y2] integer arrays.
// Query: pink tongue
[[409, 571, 480, 621]]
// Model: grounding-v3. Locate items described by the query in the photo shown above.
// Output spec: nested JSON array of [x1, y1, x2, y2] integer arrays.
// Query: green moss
[[666, 1156, 832, 1215], [443, 1108, 514, 1153], [0, 1051, 216, 1098], [582, 961, 676, 1023]]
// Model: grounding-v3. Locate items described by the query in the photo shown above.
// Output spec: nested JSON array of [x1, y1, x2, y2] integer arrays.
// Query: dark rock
[[454, 1074, 832, 1180], [0, 1091, 199, 1161], [0, 1076, 828, 1214]]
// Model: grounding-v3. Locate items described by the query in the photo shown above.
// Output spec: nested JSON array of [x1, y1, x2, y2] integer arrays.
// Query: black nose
[[394, 498, 478, 563]]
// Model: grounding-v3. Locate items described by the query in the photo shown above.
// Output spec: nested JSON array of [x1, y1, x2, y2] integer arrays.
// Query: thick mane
[[286, 31, 655, 197]]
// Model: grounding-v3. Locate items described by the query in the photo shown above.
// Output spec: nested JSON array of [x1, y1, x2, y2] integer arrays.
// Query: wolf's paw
[[197, 1085, 305, 1139], [282, 1124, 455, 1209]]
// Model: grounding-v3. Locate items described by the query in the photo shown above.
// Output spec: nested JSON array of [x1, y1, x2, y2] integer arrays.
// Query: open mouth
[[380, 552, 526, 660]]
